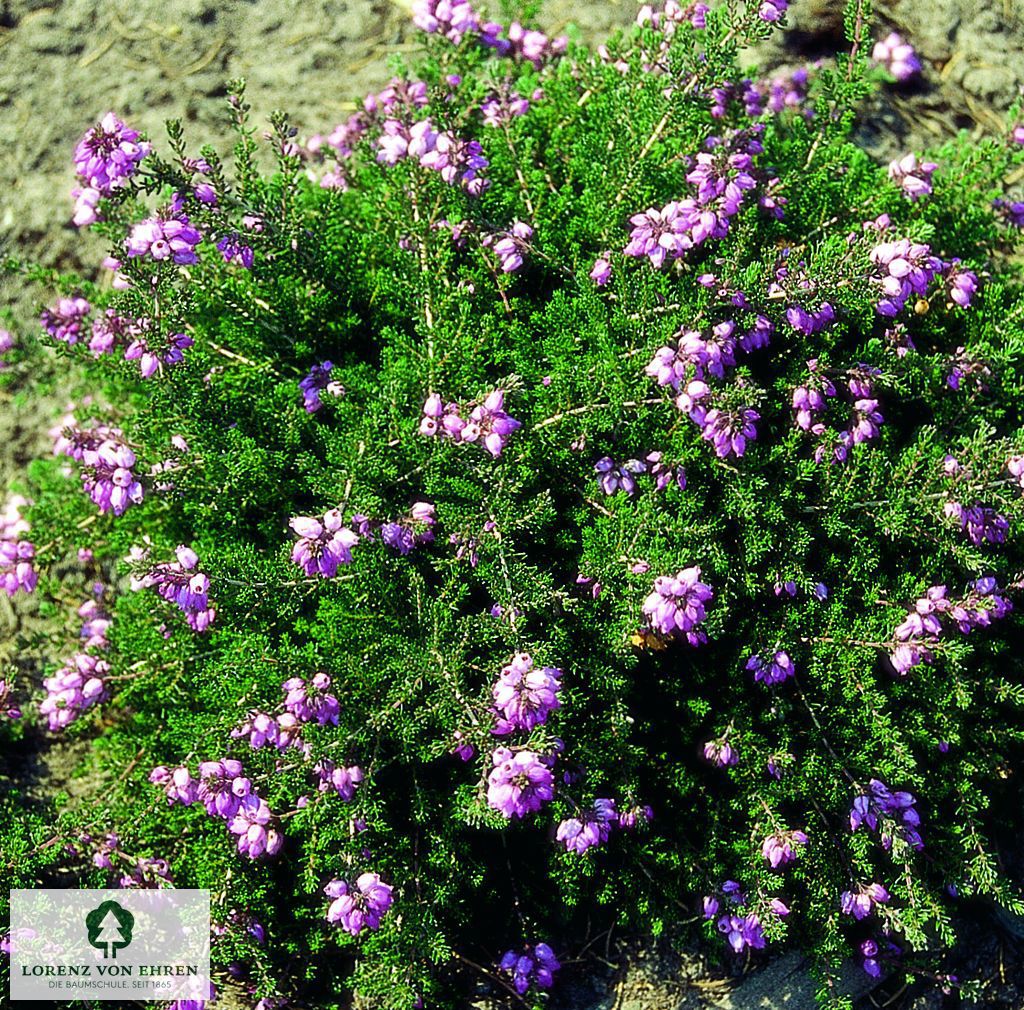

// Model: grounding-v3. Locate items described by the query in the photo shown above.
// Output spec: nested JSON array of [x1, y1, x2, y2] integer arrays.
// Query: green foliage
[[4, 1, 1024, 1007]]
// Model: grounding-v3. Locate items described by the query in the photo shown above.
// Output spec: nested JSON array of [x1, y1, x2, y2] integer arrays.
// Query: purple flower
[[872, 32, 921, 81], [498, 941, 560, 995], [850, 779, 923, 850], [419, 389, 520, 457], [944, 501, 1009, 547], [888, 153, 937, 200], [150, 765, 199, 806], [197, 759, 250, 820], [746, 651, 795, 686], [216, 233, 255, 269], [289, 511, 360, 578], [130, 543, 216, 632], [39, 652, 109, 731], [283, 672, 341, 725], [944, 262, 978, 308], [761, 829, 807, 868], [589, 256, 612, 286], [123, 330, 193, 379], [486, 748, 555, 818], [642, 567, 713, 644], [849, 398, 883, 445], [380, 501, 436, 555], [41, 296, 91, 345], [595, 456, 647, 496], [703, 737, 738, 768], [556, 798, 617, 855], [841, 882, 891, 920], [73, 112, 150, 193], [56, 428, 144, 516], [126, 211, 202, 265], [316, 761, 364, 801], [492, 220, 533, 272], [624, 201, 696, 268], [229, 794, 284, 859], [869, 237, 943, 316], [0, 536, 37, 598], [71, 186, 102, 227], [717, 913, 766, 953], [299, 361, 345, 413], [758, 0, 788, 22], [699, 405, 760, 458], [413, 0, 481, 44], [325, 872, 394, 935], [492, 653, 562, 733]]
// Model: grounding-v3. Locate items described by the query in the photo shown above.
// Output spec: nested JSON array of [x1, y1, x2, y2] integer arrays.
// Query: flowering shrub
[[4, 0, 1024, 1006]]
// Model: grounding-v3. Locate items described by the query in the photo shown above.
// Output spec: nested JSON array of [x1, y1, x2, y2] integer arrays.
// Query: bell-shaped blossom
[[486, 748, 554, 818], [642, 567, 713, 644], [498, 942, 560, 994], [491, 653, 562, 733], [289, 510, 360, 578], [324, 872, 393, 935]]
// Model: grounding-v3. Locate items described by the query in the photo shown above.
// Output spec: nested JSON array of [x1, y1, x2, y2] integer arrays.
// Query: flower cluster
[[124, 329, 193, 379], [642, 568, 714, 644], [646, 317, 764, 458], [487, 748, 555, 818], [150, 763, 283, 859], [555, 798, 620, 855], [871, 32, 921, 82], [299, 361, 345, 412], [487, 219, 533, 272], [419, 389, 521, 457], [481, 87, 534, 127], [703, 736, 738, 767], [890, 578, 1012, 674], [379, 501, 437, 555], [413, 0, 566, 66], [841, 881, 891, 920], [55, 424, 144, 516], [943, 500, 1009, 547], [595, 452, 686, 495], [40, 652, 110, 731], [129, 544, 216, 632], [377, 116, 489, 195], [761, 828, 807, 867], [41, 296, 91, 345], [126, 200, 203, 266], [289, 510, 360, 578], [315, 760, 364, 801], [71, 113, 150, 225], [888, 153, 937, 200], [869, 235, 944, 317], [233, 673, 342, 757], [791, 360, 835, 432], [0, 496, 36, 598], [324, 872, 394, 936], [497, 941, 560, 995], [702, 881, 790, 954], [850, 778, 923, 851], [624, 128, 765, 268], [491, 653, 562, 734], [746, 650, 795, 687]]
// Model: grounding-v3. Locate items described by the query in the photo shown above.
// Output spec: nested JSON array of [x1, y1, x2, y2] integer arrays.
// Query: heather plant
[[3, 0, 1024, 1006]]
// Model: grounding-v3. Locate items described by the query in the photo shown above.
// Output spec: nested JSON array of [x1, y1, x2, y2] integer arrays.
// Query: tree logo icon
[[85, 900, 134, 959]]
